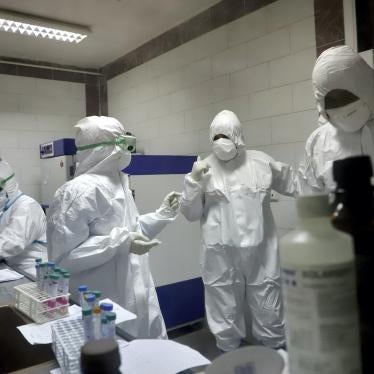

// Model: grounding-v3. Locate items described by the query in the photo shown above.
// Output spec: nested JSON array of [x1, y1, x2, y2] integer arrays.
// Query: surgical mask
[[326, 100, 371, 133], [212, 138, 238, 161]]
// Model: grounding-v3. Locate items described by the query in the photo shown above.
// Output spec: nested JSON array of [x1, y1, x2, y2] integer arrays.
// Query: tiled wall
[[0, 74, 85, 201], [108, 0, 317, 236]]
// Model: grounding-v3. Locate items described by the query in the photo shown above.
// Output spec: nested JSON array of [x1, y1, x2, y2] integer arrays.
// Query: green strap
[[76, 136, 129, 151], [0, 172, 15, 189]]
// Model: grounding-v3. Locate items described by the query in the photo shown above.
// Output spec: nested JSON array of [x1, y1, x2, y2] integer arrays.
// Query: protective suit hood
[[209, 110, 245, 147], [312, 45, 374, 125], [75, 116, 129, 177], [0, 159, 20, 199]]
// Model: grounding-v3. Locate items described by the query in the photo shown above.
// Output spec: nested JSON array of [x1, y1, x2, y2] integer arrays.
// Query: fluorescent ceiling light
[[0, 9, 90, 43]]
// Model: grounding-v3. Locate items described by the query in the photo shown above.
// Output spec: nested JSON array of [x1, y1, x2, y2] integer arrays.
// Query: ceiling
[[0, 0, 221, 69]]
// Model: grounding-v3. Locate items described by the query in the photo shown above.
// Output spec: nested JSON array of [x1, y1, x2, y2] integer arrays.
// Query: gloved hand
[[156, 191, 182, 218], [190, 156, 211, 181], [129, 232, 161, 255]]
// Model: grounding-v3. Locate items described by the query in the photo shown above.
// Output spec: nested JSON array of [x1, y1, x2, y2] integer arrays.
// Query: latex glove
[[156, 191, 182, 218], [129, 232, 161, 255], [190, 156, 211, 182]]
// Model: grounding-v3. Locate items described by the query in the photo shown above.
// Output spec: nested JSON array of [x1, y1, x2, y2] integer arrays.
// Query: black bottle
[[332, 155, 374, 374]]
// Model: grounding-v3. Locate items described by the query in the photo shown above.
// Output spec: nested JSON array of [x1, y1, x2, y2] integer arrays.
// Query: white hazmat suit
[[181, 110, 297, 351], [47, 116, 180, 339], [0, 159, 47, 275], [299, 45, 374, 193]]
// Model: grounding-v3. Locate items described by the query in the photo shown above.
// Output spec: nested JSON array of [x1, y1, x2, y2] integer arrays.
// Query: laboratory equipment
[[78, 285, 88, 307], [92, 306, 101, 340], [124, 155, 204, 329], [84, 293, 95, 309], [82, 308, 93, 343], [81, 339, 121, 374], [280, 195, 361, 374], [106, 312, 116, 339], [39, 138, 76, 210]]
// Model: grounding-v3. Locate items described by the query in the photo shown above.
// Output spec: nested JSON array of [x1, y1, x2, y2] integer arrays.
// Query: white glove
[[156, 191, 182, 218], [190, 157, 211, 181], [129, 232, 161, 255]]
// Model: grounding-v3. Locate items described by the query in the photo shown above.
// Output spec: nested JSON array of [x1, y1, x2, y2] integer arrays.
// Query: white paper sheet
[[17, 304, 82, 345], [0, 268, 24, 282], [100, 298, 137, 324], [119, 339, 211, 374]]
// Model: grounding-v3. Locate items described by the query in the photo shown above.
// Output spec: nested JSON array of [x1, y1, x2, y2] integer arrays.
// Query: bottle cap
[[47, 261, 55, 268], [82, 308, 92, 316], [106, 312, 116, 321], [39, 262, 47, 267], [100, 303, 113, 312], [78, 285, 89, 292], [101, 316, 108, 324], [54, 267, 61, 273], [35, 258, 42, 263], [63, 272, 70, 278], [49, 274, 60, 280], [297, 195, 332, 218], [81, 339, 121, 373], [85, 293, 96, 303], [333, 155, 373, 188]]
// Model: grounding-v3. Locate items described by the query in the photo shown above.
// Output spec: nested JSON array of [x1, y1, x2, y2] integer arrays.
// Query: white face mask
[[326, 100, 371, 133], [118, 150, 132, 171], [212, 138, 238, 161]]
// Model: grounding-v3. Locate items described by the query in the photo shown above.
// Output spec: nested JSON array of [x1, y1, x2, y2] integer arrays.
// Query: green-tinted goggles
[[0, 173, 15, 192], [76, 135, 136, 153]]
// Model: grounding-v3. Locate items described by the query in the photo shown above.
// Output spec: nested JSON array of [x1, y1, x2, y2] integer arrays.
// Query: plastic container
[[106, 312, 116, 339], [13, 282, 70, 323], [100, 302, 113, 317], [101, 315, 108, 338], [47, 261, 56, 275], [48, 273, 60, 314], [82, 308, 94, 343], [91, 291, 101, 307], [84, 294, 96, 310], [280, 195, 361, 374], [38, 262, 47, 290], [92, 306, 102, 340], [78, 285, 88, 308]]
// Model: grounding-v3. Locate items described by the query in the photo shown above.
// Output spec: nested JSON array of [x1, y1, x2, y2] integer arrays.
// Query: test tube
[[48, 274, 60, 314], [58, 272, 70, 315], [47, 261, 55, 275], [106, 312, 116, 338], [92, 306, 101, 340], [35, 263, 41, 289], [84, 293, 96, 310], [100, 302, 113, 317], [78, 285, 89, 307], [82, 308, 94, 342], [39, 262, 47, 290]]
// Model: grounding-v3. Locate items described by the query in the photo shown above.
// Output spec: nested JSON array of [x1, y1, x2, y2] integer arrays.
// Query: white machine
[[39, 139, 76, 210], [125, 155, 205, 330]]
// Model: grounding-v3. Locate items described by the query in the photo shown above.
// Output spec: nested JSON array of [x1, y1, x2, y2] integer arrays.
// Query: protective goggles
[[76, 135, 136, 153], [0, 173, 15, 192]]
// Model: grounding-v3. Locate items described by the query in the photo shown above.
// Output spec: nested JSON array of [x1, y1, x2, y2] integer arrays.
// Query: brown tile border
[[314, 0, 345, 56]]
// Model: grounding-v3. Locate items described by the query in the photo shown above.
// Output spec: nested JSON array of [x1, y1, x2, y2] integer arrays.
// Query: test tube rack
[[52, 319, 84, 374], [13, 282, 70, 324]]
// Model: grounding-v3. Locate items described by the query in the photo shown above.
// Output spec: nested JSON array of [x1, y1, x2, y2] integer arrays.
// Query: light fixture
[[0, 8, 90, 43]]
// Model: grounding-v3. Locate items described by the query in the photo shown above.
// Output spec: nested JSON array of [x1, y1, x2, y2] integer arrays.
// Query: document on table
[[17, 304, 82, 345], [119, 339, 211, 374], [0, 268, 24, 282], [100, 298, 137, 324]]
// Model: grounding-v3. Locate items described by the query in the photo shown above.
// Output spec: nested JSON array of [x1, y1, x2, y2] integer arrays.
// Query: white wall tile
[[158, 70, 184, 96], [132, 80, 158, 103], [182, 58, 212, 88], [267, 0, 314, 32], [36, 79, 70, 98], [198, 128, 211, 153], [255, 143, 295, 165], [169, 39, 198, 72], [213, 43, 248, 76], [230, 63, 269, 97], [69, 83, 85, 100], [147, 52, 171, 79], [19, 131, 56, 149], [22, 184, 41, 202], [37, 115, 72, 131], [249, 85, 293, 119], [147, 95, 171, 119], [271, 110, 318, 144], [194, 27, 228, 62], [213, 95, 250, 122], [293, 80, 315, 111], [227, 7, 267, 47], [0, 130, 19, 148], [270, 48, 316, 87], [158, 112, 185, 136], [185, 105, 214, 131], [0, 112, 37, 131], [0, 75, 36, 95], [247, 28, 290, 67], [242, 118, 272, 147], [0, 93, 19, 112], [20, 166, 42, 185], [291, 16, 316, 53]]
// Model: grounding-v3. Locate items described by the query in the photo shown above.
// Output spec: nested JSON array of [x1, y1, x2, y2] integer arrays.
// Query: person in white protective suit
[[0, 159, 47, 276], [47, 116, 181, 339], [180, 110, 297, 352], [298, 45, 374, 194]]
